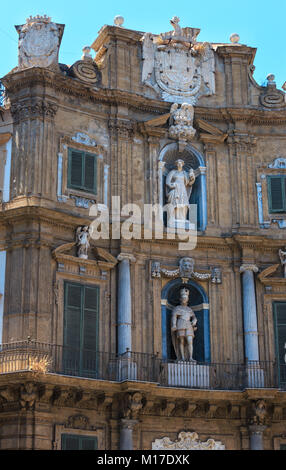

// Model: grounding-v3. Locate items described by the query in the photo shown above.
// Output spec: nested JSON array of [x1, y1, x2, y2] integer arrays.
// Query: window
[[61, 434, 98, 450], [63, 282, 99, 378], [68, 148, 97, 194], [267, 175, 286, 213], [273, 302, 286, 387]]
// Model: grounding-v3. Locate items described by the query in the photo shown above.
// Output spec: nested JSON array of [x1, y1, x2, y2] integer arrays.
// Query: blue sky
[[0, 0, 286, 88]]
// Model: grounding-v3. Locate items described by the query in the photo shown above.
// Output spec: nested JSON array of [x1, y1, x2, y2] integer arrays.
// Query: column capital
[[240, 264, 259, 274], [198, 165, 207, 175], [158, 160, 166, 170], [120, 419, 138, 430], [248, 425, 267, 435], [117, 253, 136, 263]]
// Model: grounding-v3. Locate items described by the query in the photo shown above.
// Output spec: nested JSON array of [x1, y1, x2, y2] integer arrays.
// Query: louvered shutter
[[274, 303, 286, 386], [61, 434, 81, 450], [81, 436, 98, 450], [268, 176, 285, 212], [84, 153, 96, 193], [82, 286, 99, 375], [69, 149, 83, 188], [61, 434, 97, 450], [63, 283, 82, 373], [68, 148, 97, 194], [64, 282, 99, 377]]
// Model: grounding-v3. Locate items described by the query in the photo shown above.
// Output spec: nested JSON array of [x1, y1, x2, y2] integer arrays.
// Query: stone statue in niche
[[165, 159, 195, 228], [171, 288, 197, 361], [76, 226, 90, 259], [279, 247, 286, 278]]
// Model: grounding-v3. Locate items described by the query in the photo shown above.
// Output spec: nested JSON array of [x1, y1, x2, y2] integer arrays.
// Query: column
[[0, 250, 6, 342], [158, 161, 166, 223], [198, 166, 207, 231], [240, 264, 259, 362], [249, 425, 266, 450], [117, 253, 136, 355], [119, 419, 137, 450]]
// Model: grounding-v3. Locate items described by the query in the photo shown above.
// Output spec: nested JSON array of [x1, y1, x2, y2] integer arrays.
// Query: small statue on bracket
[[76, 226, 90, 259], [279, 247, 286, 278]]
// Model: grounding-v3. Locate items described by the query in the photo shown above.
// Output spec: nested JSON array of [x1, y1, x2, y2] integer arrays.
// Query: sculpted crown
[[25, 15, 51, 25]]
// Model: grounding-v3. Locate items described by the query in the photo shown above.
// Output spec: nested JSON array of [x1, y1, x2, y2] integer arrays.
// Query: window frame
[[61, 433, 98, 450], [273, 301, 286, 388], [67, 147, 98, 195], [63, 281, 100, 378], [267, 175, 286, 213]]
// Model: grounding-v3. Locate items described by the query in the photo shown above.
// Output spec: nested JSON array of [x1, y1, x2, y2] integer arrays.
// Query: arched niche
[[161, 278, 210, 363], [158, 143, 207, 231]]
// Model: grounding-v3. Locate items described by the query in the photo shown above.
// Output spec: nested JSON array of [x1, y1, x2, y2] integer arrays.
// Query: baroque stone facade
[[0, 14, 286, 450]]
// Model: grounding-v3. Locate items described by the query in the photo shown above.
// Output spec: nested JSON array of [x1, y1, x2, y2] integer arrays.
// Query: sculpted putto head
[[180, 257, 194, 276]]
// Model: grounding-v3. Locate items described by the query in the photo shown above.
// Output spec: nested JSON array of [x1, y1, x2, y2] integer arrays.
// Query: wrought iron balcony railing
[[0, 340, 285, 391]]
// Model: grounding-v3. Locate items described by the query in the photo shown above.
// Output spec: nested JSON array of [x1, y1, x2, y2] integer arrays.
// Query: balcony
[[0, 340, 285, 391]]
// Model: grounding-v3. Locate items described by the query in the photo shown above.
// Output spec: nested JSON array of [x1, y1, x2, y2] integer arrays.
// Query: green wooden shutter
[[64, 282, 99, 377], [268, 176, 285, 212], [68, 148, 97, 194], [61, 434, 81, 450], [63, 283, 82, 373], [69, 149, 84, 189], [274, 302, 286, 386], [82, 286, 99, 374], [81, 436, 98, 450], [84, 153, 97, 193], [61, 434, 98, 450]]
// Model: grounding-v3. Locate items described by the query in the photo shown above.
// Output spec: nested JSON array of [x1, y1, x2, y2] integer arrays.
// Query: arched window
[[158, 143, 207, 231], [161, 278, 210, 363]]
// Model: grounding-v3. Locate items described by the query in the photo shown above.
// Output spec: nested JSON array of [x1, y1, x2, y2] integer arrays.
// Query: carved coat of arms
[[15, 15, 64, 69], [141, 17, 215, 105]]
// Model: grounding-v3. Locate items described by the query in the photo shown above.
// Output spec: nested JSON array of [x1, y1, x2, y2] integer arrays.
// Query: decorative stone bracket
[[151, 257, 222, 284], [152, 431, 225, 450]]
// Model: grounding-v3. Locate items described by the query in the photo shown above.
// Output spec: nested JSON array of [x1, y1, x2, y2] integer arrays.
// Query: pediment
[[258, 264, 286, 286], [52, 242, 117, 271], [196, 118, 228, 144]]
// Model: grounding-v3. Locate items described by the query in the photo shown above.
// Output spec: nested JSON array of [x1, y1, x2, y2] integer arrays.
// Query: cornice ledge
[[91, 24, 144, 51], [195, 106, 286, 125]]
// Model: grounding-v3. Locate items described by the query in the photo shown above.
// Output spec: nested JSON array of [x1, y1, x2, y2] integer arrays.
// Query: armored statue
[[76, 226, 90, 259], [165, 159, 195, 228], [171, 288, 197, 361]]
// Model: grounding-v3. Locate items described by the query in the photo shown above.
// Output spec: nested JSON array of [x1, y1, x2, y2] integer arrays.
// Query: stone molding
[[70, 59, 101, 86], [240, 264, 259, 273], [10, 100, 58, 122], [108, 118, 135, 139], [152, 431, 225, 450], [117, 253, 136, 263]]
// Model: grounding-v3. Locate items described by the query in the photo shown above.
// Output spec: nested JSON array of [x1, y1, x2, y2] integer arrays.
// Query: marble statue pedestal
[[246, 364, 265, 388], [167, 362, 210, 388], [116, 357, 137, 381]]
